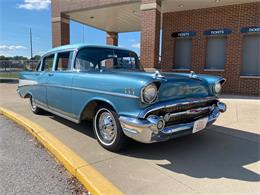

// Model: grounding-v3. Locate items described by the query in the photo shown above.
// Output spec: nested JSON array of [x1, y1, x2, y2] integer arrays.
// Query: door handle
[[48, 73, 54, 76]]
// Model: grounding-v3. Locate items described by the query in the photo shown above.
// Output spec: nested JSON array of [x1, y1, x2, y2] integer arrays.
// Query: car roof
[[46, 44, 132, 54]]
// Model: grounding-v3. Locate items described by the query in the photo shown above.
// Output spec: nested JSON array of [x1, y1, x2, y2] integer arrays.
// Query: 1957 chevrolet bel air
[[18, 44, 227, 151]]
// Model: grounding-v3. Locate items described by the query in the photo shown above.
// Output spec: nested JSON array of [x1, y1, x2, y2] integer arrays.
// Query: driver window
[[42, 54, 54, 71]]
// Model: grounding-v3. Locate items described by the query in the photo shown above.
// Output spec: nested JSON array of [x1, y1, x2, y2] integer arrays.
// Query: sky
[[0, 0, 141, 58]]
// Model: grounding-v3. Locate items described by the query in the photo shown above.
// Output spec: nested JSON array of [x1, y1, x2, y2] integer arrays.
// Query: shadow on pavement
[[49, 115, 95, 138], [48, 113, 260, 183], [124, 126, 260, 182]]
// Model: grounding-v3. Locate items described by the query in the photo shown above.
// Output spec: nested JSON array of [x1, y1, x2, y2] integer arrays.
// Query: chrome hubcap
[[98, 111, 117, 143]]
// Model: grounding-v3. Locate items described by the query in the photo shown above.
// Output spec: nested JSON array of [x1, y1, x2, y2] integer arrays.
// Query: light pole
[[30, 28, 33, 59]]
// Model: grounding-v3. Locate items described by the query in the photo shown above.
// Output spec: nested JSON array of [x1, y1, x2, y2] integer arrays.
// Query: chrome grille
[[147, 99, 217, 126], [165, 107, 212, 126]]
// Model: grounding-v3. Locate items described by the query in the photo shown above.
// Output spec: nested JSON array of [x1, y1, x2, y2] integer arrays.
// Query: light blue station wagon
[[18, 44, 227, 151]]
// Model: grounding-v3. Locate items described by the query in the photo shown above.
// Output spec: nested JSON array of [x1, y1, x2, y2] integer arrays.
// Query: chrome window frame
[[53, 50, 75, 72], [41, 53, 56, 72]]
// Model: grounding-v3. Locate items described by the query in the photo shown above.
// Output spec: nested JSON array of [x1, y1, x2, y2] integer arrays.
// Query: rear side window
[[55, 51, 73, 71], [42, 54, 54, 71]]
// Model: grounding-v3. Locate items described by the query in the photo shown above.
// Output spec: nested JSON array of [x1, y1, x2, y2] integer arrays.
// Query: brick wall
[[161, 2, 260, 96], [140, 8, 161, 68], [52, 19, 70, 47], [106, 32, 118, 46]]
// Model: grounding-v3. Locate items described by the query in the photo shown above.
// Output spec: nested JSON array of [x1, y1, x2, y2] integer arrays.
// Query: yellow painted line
[[0, 107, 123, 195]]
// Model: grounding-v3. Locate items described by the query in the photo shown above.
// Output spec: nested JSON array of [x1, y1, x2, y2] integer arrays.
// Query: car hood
[[105, 70, 214, 101], [157, 73, 211, 101]]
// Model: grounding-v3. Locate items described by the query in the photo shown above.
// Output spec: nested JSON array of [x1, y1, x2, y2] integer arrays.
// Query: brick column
[[52, 16, 70, 48], [106, 32, 118, 46], [140, 0, 161, 69]]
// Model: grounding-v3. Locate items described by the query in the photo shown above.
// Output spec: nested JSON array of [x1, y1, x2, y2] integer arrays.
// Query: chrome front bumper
[[119, 102, 226, 143]]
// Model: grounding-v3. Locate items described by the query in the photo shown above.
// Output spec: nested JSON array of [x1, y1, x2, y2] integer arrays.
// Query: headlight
[[214, 83, 222, 94], [142, 83, 158, 103]]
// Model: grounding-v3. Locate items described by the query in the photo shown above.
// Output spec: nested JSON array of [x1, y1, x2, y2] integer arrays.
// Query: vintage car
[[17, 44, 227, 151]]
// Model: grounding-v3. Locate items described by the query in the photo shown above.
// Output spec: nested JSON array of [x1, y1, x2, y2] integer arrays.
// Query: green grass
[[0, 72, 19, 78]]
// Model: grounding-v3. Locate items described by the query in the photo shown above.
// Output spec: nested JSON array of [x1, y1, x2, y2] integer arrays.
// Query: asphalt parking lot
[[0, 116, 87, 195], [0, 83, 259, 194]]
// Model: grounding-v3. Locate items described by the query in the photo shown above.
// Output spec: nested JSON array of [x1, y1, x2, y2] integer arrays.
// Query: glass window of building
[[241, 34, 260, 76], [205, 37, 227, 70], [174, 38, 192, 69]]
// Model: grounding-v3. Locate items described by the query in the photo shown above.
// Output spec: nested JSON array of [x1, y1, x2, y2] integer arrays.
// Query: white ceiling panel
[[67, 0, 259, 32], [68, 2, 141, 32]]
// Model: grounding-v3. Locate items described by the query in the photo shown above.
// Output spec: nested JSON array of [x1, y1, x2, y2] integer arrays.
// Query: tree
[[31, 55, 41, 61], [13, 56, 28, 60]]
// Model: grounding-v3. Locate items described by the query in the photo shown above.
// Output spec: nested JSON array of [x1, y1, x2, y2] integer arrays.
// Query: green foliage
[[0, 55, 42, 61]]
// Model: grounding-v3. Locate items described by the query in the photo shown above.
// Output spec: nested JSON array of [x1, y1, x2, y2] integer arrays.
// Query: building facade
[[51, 0, 260, 96]]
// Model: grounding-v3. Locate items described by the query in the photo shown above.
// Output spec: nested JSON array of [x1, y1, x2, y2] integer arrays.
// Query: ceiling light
[[215, 0, 221, 3], [178, 4, 184, 8]]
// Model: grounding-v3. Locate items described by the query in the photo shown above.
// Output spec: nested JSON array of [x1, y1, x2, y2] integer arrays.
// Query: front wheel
[[30, 96, 43, 114], [93, 106, 128, 152]]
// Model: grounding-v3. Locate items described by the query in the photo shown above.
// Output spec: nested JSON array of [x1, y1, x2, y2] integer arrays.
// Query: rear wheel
[[93, 105, 128, 152], [30, 96, 43, 114]]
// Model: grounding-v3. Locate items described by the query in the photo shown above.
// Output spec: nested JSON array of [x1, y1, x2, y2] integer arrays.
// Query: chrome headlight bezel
[[213, 78, 226, 94], [141, 83, 158, 104], [214, 82, 222, 94]]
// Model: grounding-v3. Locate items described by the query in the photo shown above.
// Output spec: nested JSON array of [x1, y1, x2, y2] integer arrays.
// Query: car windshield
[[75, 47, 143, 71]]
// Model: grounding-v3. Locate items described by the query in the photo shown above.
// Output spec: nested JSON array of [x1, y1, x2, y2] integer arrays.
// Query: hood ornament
[[189, 71, 199, 79], [153, 69, 165, 79]]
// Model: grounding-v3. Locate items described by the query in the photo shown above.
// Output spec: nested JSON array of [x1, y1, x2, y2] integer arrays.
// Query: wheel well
[[80, 100, 115, 122], [24, 93, 32, 98]]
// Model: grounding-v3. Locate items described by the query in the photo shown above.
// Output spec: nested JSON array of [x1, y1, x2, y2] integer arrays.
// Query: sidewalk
[[1, 83, 259, 194]]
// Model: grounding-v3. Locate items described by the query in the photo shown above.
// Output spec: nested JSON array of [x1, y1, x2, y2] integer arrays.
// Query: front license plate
[[192, 118, 208, 133]]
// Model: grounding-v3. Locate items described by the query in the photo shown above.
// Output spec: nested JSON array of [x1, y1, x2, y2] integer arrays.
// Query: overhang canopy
[[67, 2, 141, 32], [65, 0, 258, 32]]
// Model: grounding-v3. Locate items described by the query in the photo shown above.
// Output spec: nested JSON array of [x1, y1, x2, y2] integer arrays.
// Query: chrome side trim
[[139, 97, 217, 118], [34, 84, 139, 99], [36, 104, 80, 124], [18, 82, 139, 99], [70, 86, 139, 99], [18, 79, 38, 87]]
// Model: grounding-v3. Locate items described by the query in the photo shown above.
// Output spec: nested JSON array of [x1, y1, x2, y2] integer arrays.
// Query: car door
[[34, 54, 55, 107], [46, 51, 74, 118]]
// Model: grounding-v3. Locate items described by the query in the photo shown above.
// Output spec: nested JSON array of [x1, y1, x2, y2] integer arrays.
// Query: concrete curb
[[0, 107, 123, 195]]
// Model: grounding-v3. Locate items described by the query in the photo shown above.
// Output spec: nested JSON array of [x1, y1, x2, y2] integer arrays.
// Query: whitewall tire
[[93, 105, 128, 152]]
